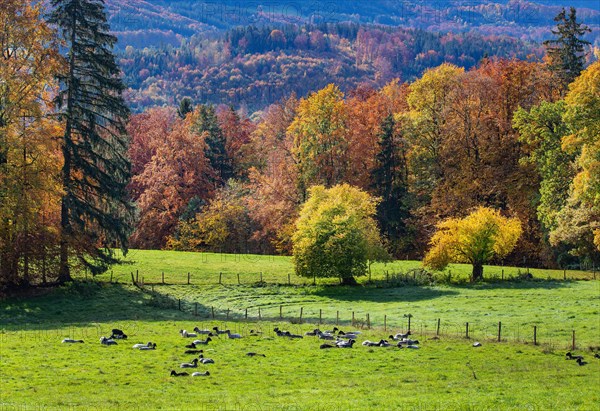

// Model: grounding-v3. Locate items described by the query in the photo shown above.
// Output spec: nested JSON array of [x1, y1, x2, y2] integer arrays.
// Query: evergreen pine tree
[[194, 104, 233, 186], [371, 114, 410, 253], [49, 0, 134, 282], [177, 97, 194, 119], [543, 7, 591, 87]]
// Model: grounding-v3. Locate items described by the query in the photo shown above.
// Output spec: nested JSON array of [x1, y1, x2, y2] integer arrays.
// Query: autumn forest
[[1, 0, 599, 288]]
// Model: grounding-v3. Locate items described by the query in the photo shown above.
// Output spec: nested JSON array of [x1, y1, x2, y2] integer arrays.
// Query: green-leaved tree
[[292, 184, 388, 286]]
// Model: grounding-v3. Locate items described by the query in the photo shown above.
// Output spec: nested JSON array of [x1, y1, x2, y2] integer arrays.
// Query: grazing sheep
[[185, 342, 196, 349], [566, 352, 584, 361], [198, 355, 215, 364], [212, 327, 229, 335], [139, 343, 157, 350], [170, 370, 189, 377], [246, 352, 266, 357], [576, 358, 588, 366], [336, 339, 355, 348], [595, 353, 600, 359], [180, 330, 197, 338], [180, 358, 199, 368], [192, 371, 210, 377], [305, 329, 321, 336], [62, 338, 84, 343], [185, 349, 204, 355], [132, 342, 154, 349], [100, 337, 117, 345], [338, 331, 359, 340], [317, 332, 335, 341], [110, 329, 127, 340], [225, 330, 242, 339], [362, 340, 380, 347], [320, 343, 335, 349], [391, 331, 411, 340], [192, 337, 212, 345], [193, 327, 213, 335]]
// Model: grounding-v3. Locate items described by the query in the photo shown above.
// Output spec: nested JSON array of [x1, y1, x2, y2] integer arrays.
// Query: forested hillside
[[106, 0, 600, 48], [120, 24, 549, 112]]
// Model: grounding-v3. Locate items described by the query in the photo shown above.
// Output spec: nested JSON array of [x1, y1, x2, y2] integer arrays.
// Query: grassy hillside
[[1, 250, 599, 409]]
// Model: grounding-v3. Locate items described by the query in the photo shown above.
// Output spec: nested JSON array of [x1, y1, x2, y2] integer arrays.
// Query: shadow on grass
[[0, 281, 206, 330], [466, 279, 577, 291], [313, 283, 459, 302]]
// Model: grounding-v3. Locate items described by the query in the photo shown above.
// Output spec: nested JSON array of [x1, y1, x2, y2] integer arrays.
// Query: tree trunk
[[341, 276, 358, 286], [472, 262, 484, 282]]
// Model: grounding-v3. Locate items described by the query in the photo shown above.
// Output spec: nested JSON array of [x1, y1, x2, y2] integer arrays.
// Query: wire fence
[[108, 265, 598, 288], [135, 283, 598, 352]]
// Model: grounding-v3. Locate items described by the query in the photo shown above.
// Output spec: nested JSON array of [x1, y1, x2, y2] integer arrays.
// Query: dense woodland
[[1, 0, 599, 288], [121, 24, 549, 112]]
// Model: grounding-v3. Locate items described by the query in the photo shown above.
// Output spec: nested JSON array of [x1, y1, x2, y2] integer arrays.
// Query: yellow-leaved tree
[[292, 184, 389, 286], [424, 207, 522, 281]]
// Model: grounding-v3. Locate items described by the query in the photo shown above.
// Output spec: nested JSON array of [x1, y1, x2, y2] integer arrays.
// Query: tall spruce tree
[[194, 104, 232, 186], [544, 7, 591, 87], [371, 114, 410, 253], [49, 0, 134, 282]]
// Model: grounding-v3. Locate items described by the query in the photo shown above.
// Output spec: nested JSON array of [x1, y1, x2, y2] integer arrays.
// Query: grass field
[[1, 250, 599, 410]]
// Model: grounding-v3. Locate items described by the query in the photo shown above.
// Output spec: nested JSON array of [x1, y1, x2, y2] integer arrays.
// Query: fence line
[[136, 284, 593, 351], [113, 266, 598, 288]]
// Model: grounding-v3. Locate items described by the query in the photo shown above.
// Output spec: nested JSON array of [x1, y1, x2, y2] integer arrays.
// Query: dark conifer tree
[[194, 104, 232, 186], [371, 114, 410, 254], [177, 97, 194, 119], [50, 0, 134, 282], [544, 7, 591, 87]]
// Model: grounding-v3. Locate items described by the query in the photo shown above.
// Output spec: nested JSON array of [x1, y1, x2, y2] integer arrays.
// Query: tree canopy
[[292, 184, 388, 285], [423, 207, 522, 281]]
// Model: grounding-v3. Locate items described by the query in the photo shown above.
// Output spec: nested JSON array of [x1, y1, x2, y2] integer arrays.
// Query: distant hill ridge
[[105, 0, 600, 48]]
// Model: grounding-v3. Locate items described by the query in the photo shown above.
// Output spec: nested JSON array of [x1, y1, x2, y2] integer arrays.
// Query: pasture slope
[[1, 250, 599, 410]]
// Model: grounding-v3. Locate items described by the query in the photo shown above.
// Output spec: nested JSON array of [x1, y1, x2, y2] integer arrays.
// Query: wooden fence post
[[465, 322, 469, 339], [194, 303, 198, 316], [336, 311, 339, 326], [407, 314, 412, 332], [533, 325, 537, 345], [136, 270, 139, 283], [226, 308, 230, 320], [237, 273, 240, 285], [563, 269, 566, 280], [501, 269, 504, 280], [280, 305, 283, 319], [319, 309, 322, 325], [384, 315, 387, 331], [288, 273, 291, 285], [131, 272, 135, 285], [572, 330, 576, 350], [219, 272, 222, 284], [299, 307, 303, 322], [211, 306, 215, 319], [110, 271, 113, 283], [245, 308, 248, 320], [187, 272, 190, 285], [258, 307, 262, 321], [162, 272, 164, 284], [436, 318, 441, 336], [352, 311, 355, 326], [260, 272, 263, 283], [498, 321, 502, 342], [366, 313, 370, 329], [178, 299, 181, 311]]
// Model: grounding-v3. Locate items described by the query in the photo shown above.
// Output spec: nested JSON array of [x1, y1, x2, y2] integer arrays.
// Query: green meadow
[[1, 250, 599, 410]]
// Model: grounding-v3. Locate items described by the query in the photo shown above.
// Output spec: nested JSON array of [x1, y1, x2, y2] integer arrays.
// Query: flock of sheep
[[61, 325, 597, 377]]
